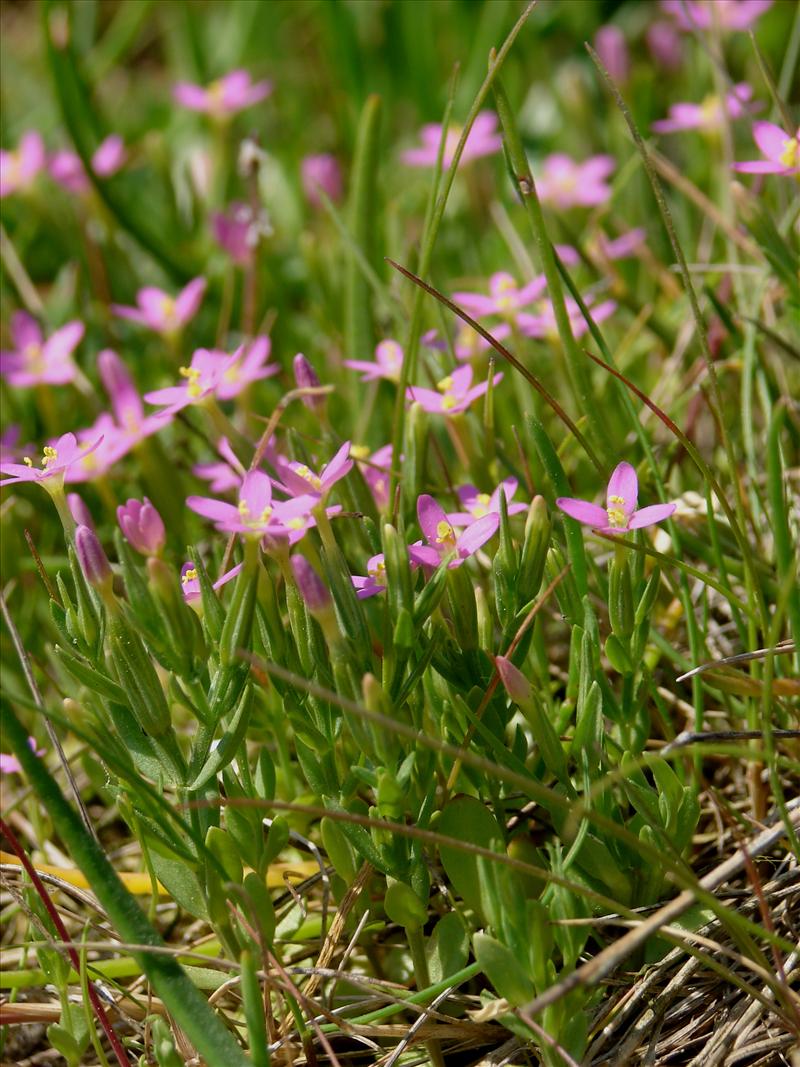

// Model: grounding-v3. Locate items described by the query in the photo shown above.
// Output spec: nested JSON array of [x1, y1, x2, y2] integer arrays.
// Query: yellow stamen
[[41, 446, 58, 468], [294, 464, 322, 491], [435, 519, 455, 545], [182, 568, 198, 584], [441, 395, 457, 411], [350, 444, 370, 460], [286, 517, 305, 530], [437, 375, 454, 393], [779, 137, 798, 168], [179, 365, 203, 399], [606, 507, 626, 527], [23, 456, 33, 467]]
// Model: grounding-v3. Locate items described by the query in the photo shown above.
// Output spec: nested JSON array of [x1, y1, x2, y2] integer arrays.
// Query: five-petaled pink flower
[[653, 83, 757, 133], [351, 543, 429, 599], [0, 131, 46, 198], [556, 462, 676, 534], [187, 470, 315, 541], [274, 441, 353, 501], [402, 111, 502, 169], [407, 365, 502, 415], [0, 432, 103, 489], [732, 122, 800, 176], [1, 311, 84, 387], [97, 348, 164, 447], [517, 294, 616, 341], [661, 0, 772, 32], [174, 70, 272, 118], [144, 340, 274, 418], [416, 494, 499, 569], [112, 277, 207, 335], [536, 154, 615, 209], [451, 272, 548, 319], [446, 479, 527, 526], [344, 340, 404, 383]]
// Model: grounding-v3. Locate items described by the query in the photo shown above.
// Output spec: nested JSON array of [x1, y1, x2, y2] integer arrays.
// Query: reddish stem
[[0, 817, 132, 1067]]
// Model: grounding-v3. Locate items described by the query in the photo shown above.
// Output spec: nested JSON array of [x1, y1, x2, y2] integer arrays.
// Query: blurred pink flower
[[646, 20, 684, 69], [355, 443, 393, 511], [112, 277, 206, 335], [174, 70, 272, 117], [301, 153, 343, 207], [344, 339, 404, 382], [402, 111, 502, 168], [422, 323, 510, 363], [662, 0, 772, 32], [0, 131, 46, 198], [145, 348, 237, 418], [451, 272, 548, 319], [653, 83, 757, 133], [212, 202, 270, 265], [0, 426, 27, 464], [0, 736, 45, 775], [193, 437, 248, 493], [446, 479, 527, 526], [732, 122, 800, 175], [416, 494, 499, 569], [1, 312, 83, 387], [0, 432, 103, 488], [97, 349, 163, 447], [407, 365, 502, 415], [595, 228, 646, 261], [557, 462, 676, 534], [64, 415, 137, 484], [536, 153, 615, 209], [215, 336, 279, 400], [594, 25, 630, 83], [352, 543, 428, 599], [49, 135, 126, 195], [517, 293, 616, 340]]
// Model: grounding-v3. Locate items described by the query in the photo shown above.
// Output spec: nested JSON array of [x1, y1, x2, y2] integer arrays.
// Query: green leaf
[[473, 932, 535, 1006], [438, 796, 505, 922], [426, 912, 469, 985]]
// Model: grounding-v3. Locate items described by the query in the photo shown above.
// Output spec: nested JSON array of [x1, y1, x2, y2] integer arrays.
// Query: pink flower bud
[[117, 497, 166, 556], [293, 353, 326, 413], [290, 554, 331, 615], [495, 655, 533, 707], [67, 493, 94, 531], [301, 153, 343, 208], [75, 524, 113, 590], [594, 25, 630, 84]]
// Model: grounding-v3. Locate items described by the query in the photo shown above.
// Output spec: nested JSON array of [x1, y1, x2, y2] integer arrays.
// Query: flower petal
[[456, 512, 499, 557], [606, 462, 638, 514], [628, 503, 677, 530], [556, 498, 608, 526], [417, 494, 448, 548]]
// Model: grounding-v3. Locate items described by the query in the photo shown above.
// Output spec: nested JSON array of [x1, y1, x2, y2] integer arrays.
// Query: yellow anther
[[23, 456, 33, 467], [350, 444, 370, 460], [437, 375, 454, 393], [779, 137, 798, 168], [238, 501, 251, 517], [471, 504, 489, 518], [160, 296, 176, 323], [441, 395, 457, 411], [476, 493, 491, 505], [295, 464, 322, 490], [286, 517, 305, 530], [435, 519, 455, 544], [182, 567, 198, 584], [606, 507, 627, 527], [258, 506, 273, 523], [368, 560, 386, 580], [41, 446, 58, 467], [608, 494, 625, 505], [179, 365, 203, 399]]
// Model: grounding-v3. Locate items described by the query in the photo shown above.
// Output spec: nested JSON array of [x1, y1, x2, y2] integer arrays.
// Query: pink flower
[[556, 462, 676, 534], [595, 228, 646, 261], [661, 0, 772, 32], [274, 441, 353, 501], [293, 353, 326, 413], [187, 470, 315, 540], [351, 543, 428, 599], [517, 294, 616, 341], [355, 444, 394, 511], [646, 21, 684, 69], [291, 554, 332, 613], [423, 323, 510, 363], [193, 437, 248, 493], [653, 83, 757, 133], [732, 122, 800, 176], [144, 346, 247, 418], [446, 479, 527, 526], [97, 349, 164, 446], [416, 494, 499, 569], [48, 136, 126, 195], [212, 202, 270, 265], [402, 111, 502, 169], [0, 131, 46, 198], [181, 560, 243, 602], [118, 498, 166, 556], [536, 154, 615, 209], [1, 312, 84, 387], [63, 415, 130, 484], [301, 153, 343, 207], [173, 70, 272, 118], [0, 432, 103, 488], [215, 336, 279, 400], [451, 272, 548, 319], [112, 277, 206, 335], [0, 736, 45, 775], [0, 426, 26, 463], [594, 25, 630, 84], [407, 365, 503, 415], [344, 339, 404, 382]]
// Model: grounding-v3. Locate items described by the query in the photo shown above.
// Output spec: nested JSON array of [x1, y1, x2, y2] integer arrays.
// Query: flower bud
[[117, 497, 166, 556], [292, 353, 325, 413], [301, 153, 343, 208], [290, 554, 331, 615], [74, 524, 113, 593], [495, 655, 533, 707], [594, 25, 629, 84], [98, 349, 142, 429], [67, 493, 94, 531]]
